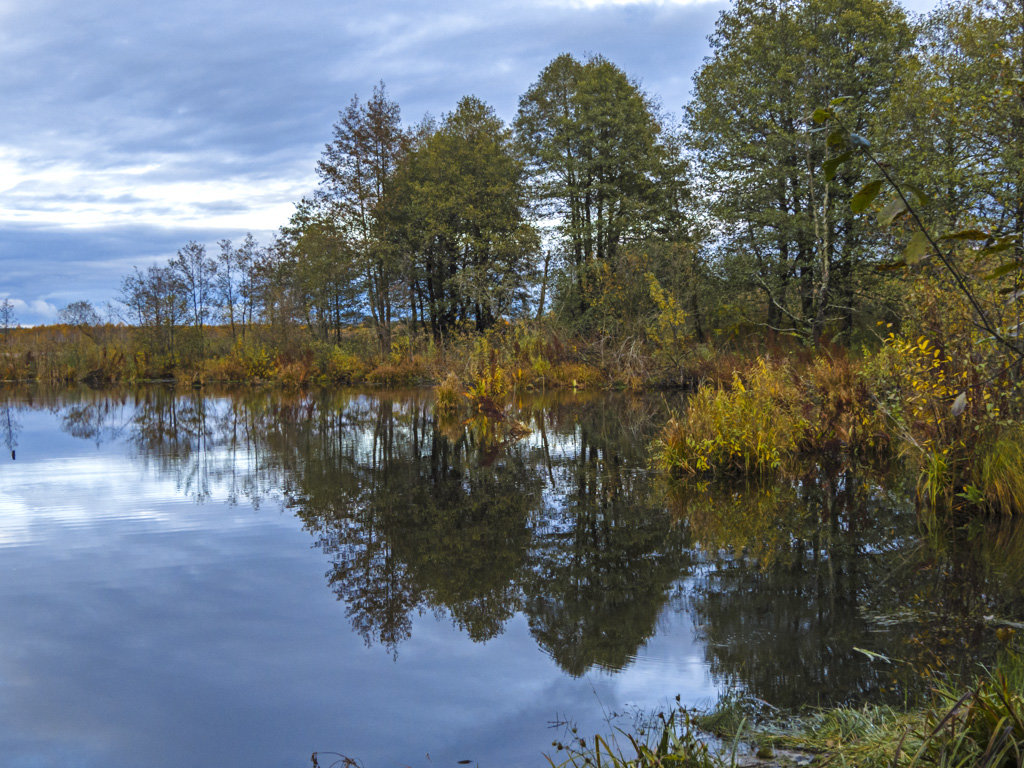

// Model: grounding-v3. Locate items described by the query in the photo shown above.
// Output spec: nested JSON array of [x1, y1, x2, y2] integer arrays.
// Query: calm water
[[0, 386, 1015, 767]]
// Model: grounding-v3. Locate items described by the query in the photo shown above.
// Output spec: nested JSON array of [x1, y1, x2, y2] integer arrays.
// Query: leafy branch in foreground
[[810, 98, 1024, 518], [812, 98, 1024, 364]]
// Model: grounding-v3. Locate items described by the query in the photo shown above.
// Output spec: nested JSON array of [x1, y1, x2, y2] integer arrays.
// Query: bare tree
[[120, 266, 187, 356], [170, 241, 218, 352], [59, 300, 101, 327], [237, 234, 262, 338], [0, 299, 16, 345], [216, 233, 260, 342]]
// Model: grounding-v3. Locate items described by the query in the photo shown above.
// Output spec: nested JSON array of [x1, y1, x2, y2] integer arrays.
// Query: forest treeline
[[5, 0, 1022, 375]]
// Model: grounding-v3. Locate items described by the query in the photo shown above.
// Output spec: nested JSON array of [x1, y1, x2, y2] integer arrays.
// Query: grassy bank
[[0, 316, 755, 392], [548, 647, 1024, 768], [6, 315, 1024, 521], [652, 338, 1024, 521]]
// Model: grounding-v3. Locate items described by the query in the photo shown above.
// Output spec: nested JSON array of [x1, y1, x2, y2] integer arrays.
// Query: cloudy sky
[[1, 0, 934, 325]]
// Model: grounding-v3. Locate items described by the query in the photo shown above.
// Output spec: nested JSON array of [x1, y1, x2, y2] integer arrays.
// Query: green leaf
[[902, 230, 931, 265], [830, 95, 853, 107], [811, 107, 833, 125], [984, 260, 1023, 280], [940, 229, 990, 241], [851, 179, 883, 213], [826, 128, 847, 149], [979, 235, 1019, 256], [822, 152, 852, 181], [877, 196, 908, 226]]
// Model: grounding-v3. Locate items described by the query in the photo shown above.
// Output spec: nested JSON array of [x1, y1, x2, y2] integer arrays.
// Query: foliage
[[364, 358, 428, 386], [385, 96, 539, 338], [322, 345, 368, 385], [465, 336, 511, 411], [656, 355, 887, 476], [772, 648, 1024, 768], [547, 707, 724, 768], [315, 82, 408, 351], [645, 271, 690, 371], [686, 0, 914, 342], [516, 53, 690, 322], [656, 358, 807, 476], [434, 372, 461, 415], [815, 54, 1024, 517]]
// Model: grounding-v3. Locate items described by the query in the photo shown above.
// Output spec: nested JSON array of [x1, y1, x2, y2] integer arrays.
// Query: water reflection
[[670, 468, 917, 707], [2, 400, 18, 459], [671, 463, 1024, 707], [15, 387, 688, 678], [3, 386, 1019, 709], [249, 390, 690, 671]]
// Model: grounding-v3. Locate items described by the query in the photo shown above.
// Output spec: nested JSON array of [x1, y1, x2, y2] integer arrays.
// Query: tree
[[215, 236, 252, 342], [170, 240, 217, 352], [0, 298, 16, 345], [58, 300, 104, 358], [685, 0, 914, 341], [889, 0, 1024, 256], [59, 300, 101, 327], [278, 198, 363, 342], [212, 232, 264, 342], [516, 54, 683, 320], [386, 96, 539, 338], [120, 265, 187, 356], [317, 82, 409, 352], [237, 233, 264, 337]]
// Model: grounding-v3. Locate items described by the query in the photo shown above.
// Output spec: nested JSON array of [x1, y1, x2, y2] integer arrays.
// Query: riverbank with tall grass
[[549, 645, 1024, 768], [0, 318, 689, 391], [6, 314, 1024, 523]]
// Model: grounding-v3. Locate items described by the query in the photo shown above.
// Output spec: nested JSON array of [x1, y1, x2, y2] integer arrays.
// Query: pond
[[0, 386, 1017, 767]]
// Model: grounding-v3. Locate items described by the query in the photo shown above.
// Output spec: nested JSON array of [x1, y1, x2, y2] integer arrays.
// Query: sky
[[0, 0, 935, 326]]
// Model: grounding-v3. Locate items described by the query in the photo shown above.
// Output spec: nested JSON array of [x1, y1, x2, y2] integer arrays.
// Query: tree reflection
[[13, 385, 1016, 698], [256, 391, 684, 665], [2, 401, 20, 460], [523, 405, 692, 675], [671, 466, 940, 707]]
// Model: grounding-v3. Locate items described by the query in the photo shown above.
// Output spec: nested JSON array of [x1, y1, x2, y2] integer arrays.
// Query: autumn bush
[[434, 372, 461, 415], [322, 346, 369, 384], [655, 355, 885, 477], [862, 293, 1024, 519], [365, 357, 428, 386], [655, 358, 807, 476], [550, 361, 603, 390]]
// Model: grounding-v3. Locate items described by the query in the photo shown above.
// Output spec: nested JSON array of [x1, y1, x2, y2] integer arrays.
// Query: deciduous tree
[[516, 54, 684, 320], [317, 82, 409, 352], [386, 96, 539, 338], [686, 0, 914, 341]]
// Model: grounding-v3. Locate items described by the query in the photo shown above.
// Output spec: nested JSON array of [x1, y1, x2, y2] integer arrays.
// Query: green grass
[[546, 707, 727, 768], [556, 648, 1024, 768]]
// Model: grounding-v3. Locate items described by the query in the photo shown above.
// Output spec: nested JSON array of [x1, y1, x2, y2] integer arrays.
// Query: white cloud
[[0, 297, 58, 321], [0, 145, 311, 232]]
